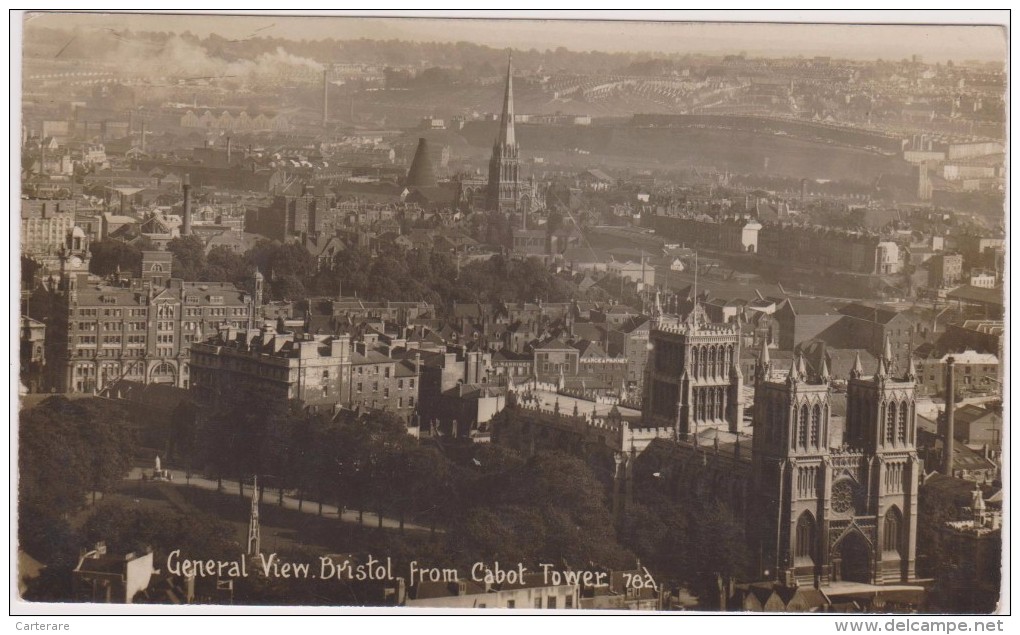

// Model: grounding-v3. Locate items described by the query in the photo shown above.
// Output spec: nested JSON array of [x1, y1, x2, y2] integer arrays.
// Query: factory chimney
[[182, 174, 193, 236], [943, 356, 956, 476], [226, 136, 232, 165], [140, 121, 146, 153], [322, 68, 329, 129]]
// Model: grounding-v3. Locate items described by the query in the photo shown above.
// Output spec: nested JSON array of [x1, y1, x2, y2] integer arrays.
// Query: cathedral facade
[[750, 342, 920, 586]]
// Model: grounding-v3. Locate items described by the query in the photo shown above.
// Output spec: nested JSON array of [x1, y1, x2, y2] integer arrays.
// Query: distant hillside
[[460, 121, 913, 181]]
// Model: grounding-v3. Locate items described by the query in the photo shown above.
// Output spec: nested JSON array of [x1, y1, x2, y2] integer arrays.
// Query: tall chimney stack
[[140, 120, 146, 153], [943, 356, 956, 476], [226, 136, 232, 165], [182, 174, 193, 236], [322, 68, 329, 129]]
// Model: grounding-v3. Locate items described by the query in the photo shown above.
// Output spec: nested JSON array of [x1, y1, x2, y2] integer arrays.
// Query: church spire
[[497, 51, 516, 149], [486, 50, 522, 214]]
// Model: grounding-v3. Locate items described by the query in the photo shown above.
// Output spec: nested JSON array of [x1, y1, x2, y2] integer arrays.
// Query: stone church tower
[[750, 339, 920, 586], [641, 313, 744, 436], [485, 52, 522, 214]]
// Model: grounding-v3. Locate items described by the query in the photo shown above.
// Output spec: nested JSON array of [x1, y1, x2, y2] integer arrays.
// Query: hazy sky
[[23, 10, 1008, 63]]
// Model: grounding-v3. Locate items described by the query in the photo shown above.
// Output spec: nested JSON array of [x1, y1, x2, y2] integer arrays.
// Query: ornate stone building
[[750, 340, 920, 586], [641, 311, 745, 435], [31, 239, 258, 393], [485, 53, 523, 214]]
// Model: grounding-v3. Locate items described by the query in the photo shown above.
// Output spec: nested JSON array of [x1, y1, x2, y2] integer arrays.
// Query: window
[[795, 512, 815, 561], [534, 598, 542, 609], [883, 508, 902, 553], [398, 379, 404, 389], [384, 367, 391, 378], [506, 600, 515, 609], [898, 401, 908, 444], [565, 595, 573, 609], [547, 597, 556, 610]]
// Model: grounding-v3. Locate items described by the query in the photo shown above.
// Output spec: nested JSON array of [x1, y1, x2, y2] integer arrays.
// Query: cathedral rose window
[[831, 480, 855, 514]]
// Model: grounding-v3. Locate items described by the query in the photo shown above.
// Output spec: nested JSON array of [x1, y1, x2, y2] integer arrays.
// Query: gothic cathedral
[[750, 339, 920, 586]]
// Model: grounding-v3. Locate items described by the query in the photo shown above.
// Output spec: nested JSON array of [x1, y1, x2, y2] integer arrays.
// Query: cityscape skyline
[[24, 10, 1008, 64], [15, 10, 1005, 616]]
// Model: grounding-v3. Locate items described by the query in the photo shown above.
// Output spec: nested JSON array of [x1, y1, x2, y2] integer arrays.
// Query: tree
[[21, 255, 41, 290], [688, 500, 752, 607], [18, 397, 136, 558], [88, 240, 144, 277], [167, 234, 207, 281]]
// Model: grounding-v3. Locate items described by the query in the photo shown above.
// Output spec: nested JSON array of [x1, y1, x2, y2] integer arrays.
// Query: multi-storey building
[[21, 198, 77, 273], [190, 325, 351, 408], [835, 303, 930, 371], [190, 328, 420, 425], [32, 241, 258, 393], [349, 343, 420, 424], [928, 253, 964, 288]]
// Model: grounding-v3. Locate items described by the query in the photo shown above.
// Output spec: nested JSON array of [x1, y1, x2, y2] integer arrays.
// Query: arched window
[[691, 346, 700, 378], [811, 404, 822, 448], [883, 507, 902, 553], [769, 401, 782, 445], [708, 346, 717, 377], [798, 404, 809, 448], [898, 401, 909, 444], [886, 401, 897, 445], [716, 388, 724, 420], [795, 512, 816, 561]]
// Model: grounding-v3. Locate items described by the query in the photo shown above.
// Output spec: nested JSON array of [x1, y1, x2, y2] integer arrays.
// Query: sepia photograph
[[12, 10, 1008, 618]]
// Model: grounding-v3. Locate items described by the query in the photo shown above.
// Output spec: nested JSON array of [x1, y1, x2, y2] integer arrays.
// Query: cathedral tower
[[485, 52, 522, 214], [750, 339, 920, 586], [642, 315, 744, 437]]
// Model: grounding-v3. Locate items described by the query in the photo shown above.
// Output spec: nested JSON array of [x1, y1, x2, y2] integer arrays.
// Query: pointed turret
[[881, 335, 894, 375], [819, 354, 831, 383], [875, 353, 888, 378], [405, 137, 436, 188], [850, 351, 864, 380], [796, 353, 808, 379], [904, 355, 917, 382], [755, 339, 772, 384]]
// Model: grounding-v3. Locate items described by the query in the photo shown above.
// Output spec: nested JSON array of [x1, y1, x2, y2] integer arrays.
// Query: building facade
[[33, 246, 258, 394], [750, 342, 920, 586]]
